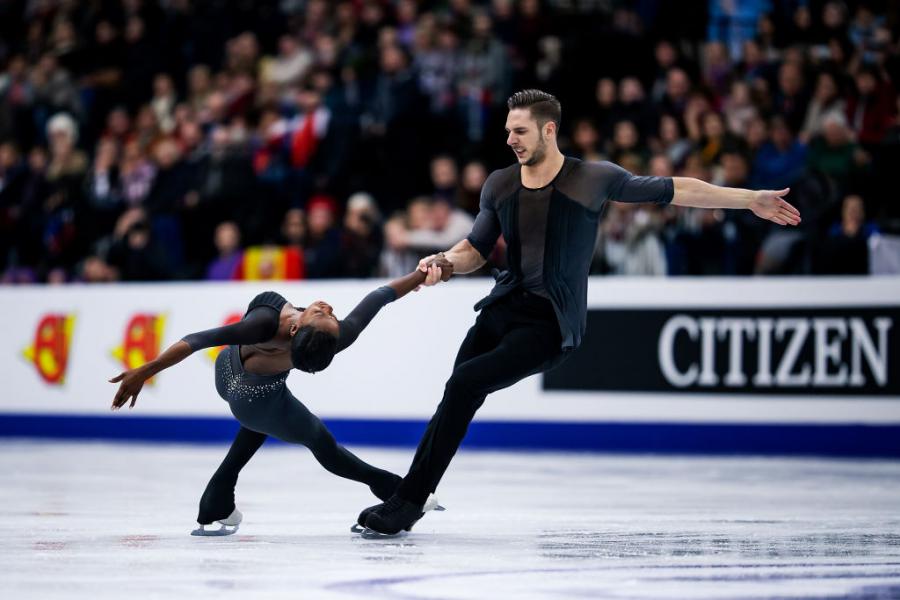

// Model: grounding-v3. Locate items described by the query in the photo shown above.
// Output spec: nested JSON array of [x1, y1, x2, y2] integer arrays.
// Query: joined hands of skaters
[[415, 253, 454, 290], [749, 188, 802, 227]]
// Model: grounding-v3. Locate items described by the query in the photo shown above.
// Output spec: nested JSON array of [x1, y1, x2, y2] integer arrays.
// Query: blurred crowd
[[0, 0, 898, 284]]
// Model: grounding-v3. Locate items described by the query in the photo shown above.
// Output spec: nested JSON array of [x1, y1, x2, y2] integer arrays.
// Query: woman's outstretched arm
[[336, 258, 452, 353], [110, 308, 280, 409]]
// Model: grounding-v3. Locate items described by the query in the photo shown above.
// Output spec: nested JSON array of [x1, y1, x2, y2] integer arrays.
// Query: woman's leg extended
[[197, 426, 268, 524], [271, 389, 399, 498]]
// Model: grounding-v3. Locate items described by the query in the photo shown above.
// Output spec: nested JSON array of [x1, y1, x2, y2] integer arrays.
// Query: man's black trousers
[[397, 288, 568, 504]]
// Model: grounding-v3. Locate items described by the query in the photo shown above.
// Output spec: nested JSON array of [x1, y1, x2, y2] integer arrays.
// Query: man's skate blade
[[190, 523, 239, 536], [423, 494, 445, 513], [360, 527, 408, 539], [350, 523, 366, 533]]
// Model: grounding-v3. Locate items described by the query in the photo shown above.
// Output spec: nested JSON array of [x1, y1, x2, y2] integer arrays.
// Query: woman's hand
[[109, 365, 152, 410]]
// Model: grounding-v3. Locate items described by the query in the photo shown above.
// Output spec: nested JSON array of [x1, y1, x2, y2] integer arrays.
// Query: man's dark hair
[[507, 89, 562, 130], [291, 325, 338, 373]]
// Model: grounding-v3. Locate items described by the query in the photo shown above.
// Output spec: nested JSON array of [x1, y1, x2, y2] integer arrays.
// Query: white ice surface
[[2, 442, 899, 599]]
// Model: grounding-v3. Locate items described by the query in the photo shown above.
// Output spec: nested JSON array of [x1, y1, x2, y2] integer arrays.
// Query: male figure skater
[[110, 261, 451, 535], [360, 89, 801, 535]]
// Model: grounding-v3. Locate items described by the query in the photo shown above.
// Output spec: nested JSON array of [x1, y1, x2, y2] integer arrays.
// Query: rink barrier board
[[3, 278, 899, 454], [1, 414, 899, 457]]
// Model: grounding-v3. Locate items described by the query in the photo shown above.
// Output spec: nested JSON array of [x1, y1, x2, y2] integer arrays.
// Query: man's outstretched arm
[[672, 178, 802, 227]]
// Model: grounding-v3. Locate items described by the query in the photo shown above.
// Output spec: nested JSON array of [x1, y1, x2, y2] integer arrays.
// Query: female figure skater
[[109, 260, 451, 535]]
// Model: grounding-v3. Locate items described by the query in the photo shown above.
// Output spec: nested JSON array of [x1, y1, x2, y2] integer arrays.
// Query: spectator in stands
[[815, 194, 880, 274], [0, 0, 897, 282], [122, 15, 155, 111], [0, 142, 25, 271], [801, 71, 846, 142], [79, 255, 118, 283], [43, 113, 88, 271], [381, 196, 432, 277], [751, 116, 808, 190], [81, 19, 126, 144], [701, 41, 732, 99], [262, 35, 313, 90], [0, 55, 34, 148], [846, 65, 896, 149], [774, 61, 810, 134], [205, 221, 243, 281], [592, 77, 618, 141], [610, 120, 646, 166], [107, 208, 173, 281], [648, 154, 674, 178], [364, 43, 428, 210], [569, 118, 604, 162], [280, 208, 306, 250], [46, 113, 87, 183], [83, 138, 123, 247], [457, 160, 488, 216], [391, 195, 475, 256], [807, 111, 869, 196], [877, 96, 900, 220], [145, 137, 193, 271], [304, 195, 342, 278], [653, 114, 693, 169], [31, 53, 82, 129], [660, 68, 692, 120], [594, 202, 667, 276], [119, 138, 156, 207], [8, 147, 49, 270], [429, 155, 458, 205], [100, 107, 132, 147], [696, 111, 745, 167], [187, 65, 213, 116], [340, 192, 383, 278], [723, 80, 759, 138], [616, 77, 655, 139], [459, 10, 511, 143], [150, 74, 177, 135]]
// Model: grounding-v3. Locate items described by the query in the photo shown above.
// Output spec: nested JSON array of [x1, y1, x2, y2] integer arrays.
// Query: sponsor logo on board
[[112, 314, 165, 382], [23, 314, 75, 385]]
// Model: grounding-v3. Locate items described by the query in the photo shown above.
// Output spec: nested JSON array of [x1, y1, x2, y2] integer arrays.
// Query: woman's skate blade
[[191, 508, 242, 536]]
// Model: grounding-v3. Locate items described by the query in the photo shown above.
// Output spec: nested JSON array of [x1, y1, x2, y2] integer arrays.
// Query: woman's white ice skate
[[191, 507, 242, 536]]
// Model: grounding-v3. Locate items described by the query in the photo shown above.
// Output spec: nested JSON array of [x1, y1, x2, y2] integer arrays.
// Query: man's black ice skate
[[351, 502, 384, 533], [362, 494, 424, 538], [350, 474, 402, 533], [352, 494, 445, 533]]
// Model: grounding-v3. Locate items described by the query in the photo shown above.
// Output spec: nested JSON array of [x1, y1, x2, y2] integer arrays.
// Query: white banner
[[1, 277, 899, 425]]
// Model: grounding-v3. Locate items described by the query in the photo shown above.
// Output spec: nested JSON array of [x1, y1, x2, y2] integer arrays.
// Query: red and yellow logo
[[23, 314, 76, 385], [112, 314, 166, 382], [206, 313, 243, 362]]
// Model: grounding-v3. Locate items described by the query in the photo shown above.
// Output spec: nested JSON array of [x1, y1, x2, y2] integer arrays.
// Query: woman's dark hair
[[291, 325, 338, 373]]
